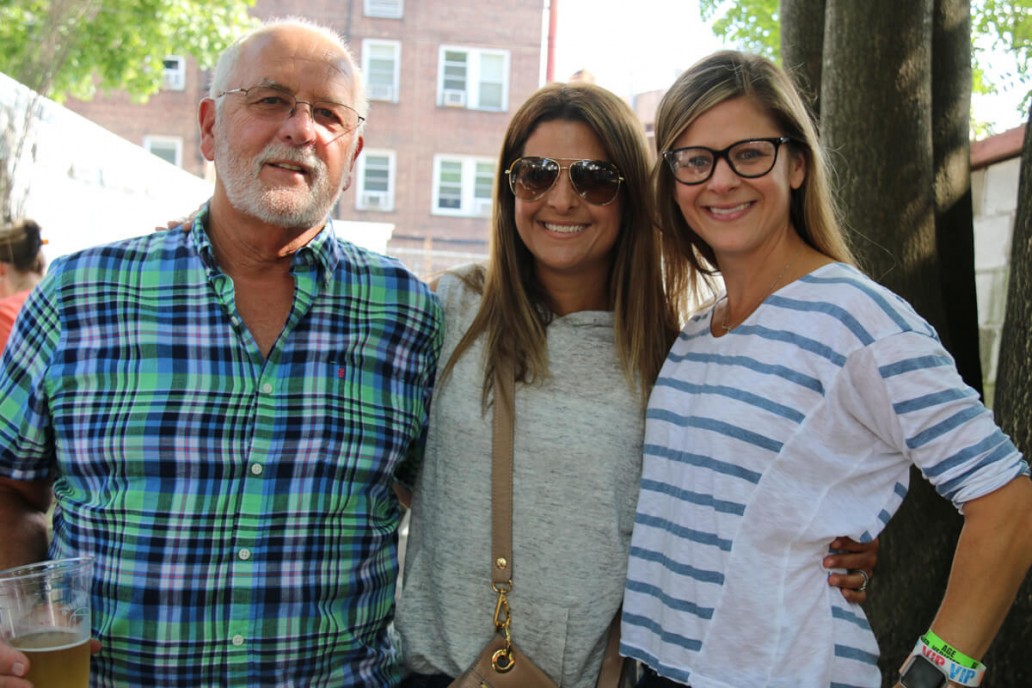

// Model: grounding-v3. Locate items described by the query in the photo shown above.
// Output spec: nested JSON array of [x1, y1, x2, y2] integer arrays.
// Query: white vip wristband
[[911, 638, 986, 687]]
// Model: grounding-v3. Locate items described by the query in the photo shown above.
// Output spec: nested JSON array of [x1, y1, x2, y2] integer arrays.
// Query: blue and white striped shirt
[[621, 263, 1027, 688]]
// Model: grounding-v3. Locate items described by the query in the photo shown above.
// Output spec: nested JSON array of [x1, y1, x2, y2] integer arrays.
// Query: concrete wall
[[972, 152, 1022, 406]]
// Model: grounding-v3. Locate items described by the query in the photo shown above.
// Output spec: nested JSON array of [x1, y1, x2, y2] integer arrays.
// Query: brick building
[[64, 0, 547, 277]]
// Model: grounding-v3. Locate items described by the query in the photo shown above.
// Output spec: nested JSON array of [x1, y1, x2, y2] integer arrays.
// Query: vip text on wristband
[[912, 638, 985, 687]]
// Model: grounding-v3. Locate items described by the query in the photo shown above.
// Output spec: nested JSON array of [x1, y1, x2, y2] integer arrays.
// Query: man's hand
[[154, 205, 202, 233], [825, 536, 879, 604], [0, 638, 30, 688]]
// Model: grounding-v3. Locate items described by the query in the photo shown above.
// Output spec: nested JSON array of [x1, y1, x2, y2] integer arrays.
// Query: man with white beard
[[0, 18, 442, 687]]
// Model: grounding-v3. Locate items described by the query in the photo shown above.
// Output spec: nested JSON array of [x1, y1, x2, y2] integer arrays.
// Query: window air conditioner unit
[[361, 192, 388, 209], [368, 83, 395, 101], [367, 0, 403, 18], [442, 89, 467, 107], [162, 57, 186, 90], [473, 198, 492, 216], [163, 72, 185, 90]]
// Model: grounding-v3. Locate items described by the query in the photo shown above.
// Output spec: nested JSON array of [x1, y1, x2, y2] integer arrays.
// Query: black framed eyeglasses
[[663, 137, 795, 185], [505, 157, 624, 206], [216, 85, 365, 136]]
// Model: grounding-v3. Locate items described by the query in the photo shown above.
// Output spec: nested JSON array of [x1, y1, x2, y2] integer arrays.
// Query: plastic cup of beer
[[0, 557, 93, 688]]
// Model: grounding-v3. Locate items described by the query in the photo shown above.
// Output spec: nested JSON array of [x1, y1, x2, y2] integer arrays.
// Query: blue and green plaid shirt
[[0, 209, 442, 686]]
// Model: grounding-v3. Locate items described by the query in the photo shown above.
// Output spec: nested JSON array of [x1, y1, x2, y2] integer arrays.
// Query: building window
[[363, 40, 400, 102], [438, 46, 509, 111], [365, 0, 403, 18], [432, 156, 495, 217], [162, 56, 186, 91], [357, 150, 396, 212], [143, 135, 183, 167]]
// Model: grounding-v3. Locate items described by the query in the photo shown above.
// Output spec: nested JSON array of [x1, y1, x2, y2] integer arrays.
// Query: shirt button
[[261, 382, 273, 394], [232, 634, 245, 646], [238, 548, 252, 561], [250, 463, 264, 476]]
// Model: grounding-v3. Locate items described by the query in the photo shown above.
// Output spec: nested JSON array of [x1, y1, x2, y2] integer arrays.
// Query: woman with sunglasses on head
[[0, 219, 46, 352], [622, 51, 1032, 688], [394, 81, 878, 688]]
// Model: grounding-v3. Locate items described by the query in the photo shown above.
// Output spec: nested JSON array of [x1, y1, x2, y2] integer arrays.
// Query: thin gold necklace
[[719, 251, 799, 333]]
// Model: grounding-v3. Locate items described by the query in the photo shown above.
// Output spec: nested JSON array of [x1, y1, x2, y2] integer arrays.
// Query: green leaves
[[0, 0, 258, 102], [700, 0, 1031, 123], [972, 0, 1031, 111], [700, 0, 781, 60]]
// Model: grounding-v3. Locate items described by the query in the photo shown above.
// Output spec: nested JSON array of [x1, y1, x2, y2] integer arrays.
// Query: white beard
[[214, 119, 342, 229]]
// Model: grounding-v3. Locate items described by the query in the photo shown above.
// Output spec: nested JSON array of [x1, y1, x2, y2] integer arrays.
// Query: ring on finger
[[849, 568, 870, 593]]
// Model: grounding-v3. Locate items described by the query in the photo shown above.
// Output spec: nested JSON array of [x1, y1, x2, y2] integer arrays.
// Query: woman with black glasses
[[394, 80, 877, 688], [622, 50, 1032, 688]]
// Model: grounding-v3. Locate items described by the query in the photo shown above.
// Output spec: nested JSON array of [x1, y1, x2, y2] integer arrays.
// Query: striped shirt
[[0, 210, 442, 687], [621, 263, 1027, 688]]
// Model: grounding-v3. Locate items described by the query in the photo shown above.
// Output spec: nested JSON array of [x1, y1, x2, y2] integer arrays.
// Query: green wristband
[[922, 630, 984, 670]]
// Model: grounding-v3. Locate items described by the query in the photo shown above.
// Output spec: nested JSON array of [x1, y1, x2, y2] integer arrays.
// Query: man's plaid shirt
[[0, 210, 442, 686]]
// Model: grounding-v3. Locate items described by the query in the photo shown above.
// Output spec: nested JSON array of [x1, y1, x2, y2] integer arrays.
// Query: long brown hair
[[442, 82, 690, 407]]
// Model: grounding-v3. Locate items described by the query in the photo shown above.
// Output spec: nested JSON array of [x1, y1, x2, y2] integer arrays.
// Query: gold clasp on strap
[[492, 582, 512, 630], [490, 581, 515, 673]]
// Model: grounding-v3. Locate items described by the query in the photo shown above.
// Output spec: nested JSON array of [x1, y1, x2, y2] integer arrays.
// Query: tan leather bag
[[451, 632, 558, 688]]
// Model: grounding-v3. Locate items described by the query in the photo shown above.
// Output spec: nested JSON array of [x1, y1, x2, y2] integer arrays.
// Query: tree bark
[[988, 108, 1032, 686], [932, 0, 983, 395], [823, 2, 944, 327], [780, 0, 827, 120], [822, 4, 964, 685]]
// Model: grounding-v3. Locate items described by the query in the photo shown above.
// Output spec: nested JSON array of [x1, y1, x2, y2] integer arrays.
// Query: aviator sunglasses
[[506, 157, 624, 206]]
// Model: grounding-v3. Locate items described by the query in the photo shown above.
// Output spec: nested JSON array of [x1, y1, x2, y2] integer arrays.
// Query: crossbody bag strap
[[490, 362, 516, 588], [490, 361, 628, 687]]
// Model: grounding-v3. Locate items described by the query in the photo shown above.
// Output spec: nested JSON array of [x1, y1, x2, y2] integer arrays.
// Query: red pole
[[546, 0, 559, 82]]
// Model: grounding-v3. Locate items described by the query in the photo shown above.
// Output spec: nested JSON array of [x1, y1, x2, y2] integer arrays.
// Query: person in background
[[0, 17, 440, 687], [622, 50, 1032, 688], [0, 219, 46, 352], [394, 81, 877, 688]]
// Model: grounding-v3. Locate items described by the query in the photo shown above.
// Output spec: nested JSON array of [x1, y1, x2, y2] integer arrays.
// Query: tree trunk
[[988, 109, 1032, 686], [822, 4, 963, 685], [823, 2, 945, 327], [932, 0, 983, 395], [780, 0, 827, 120]]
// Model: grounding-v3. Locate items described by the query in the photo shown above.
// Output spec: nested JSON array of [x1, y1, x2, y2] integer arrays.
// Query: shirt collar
[[190, 203, 341, 283], [295, 217, 341, 284], [191, 203, 217, 272]]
